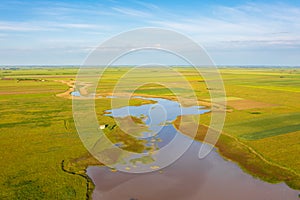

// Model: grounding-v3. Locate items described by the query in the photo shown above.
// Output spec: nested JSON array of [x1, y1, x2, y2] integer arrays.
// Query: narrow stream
[[86, 96, 299, 200]]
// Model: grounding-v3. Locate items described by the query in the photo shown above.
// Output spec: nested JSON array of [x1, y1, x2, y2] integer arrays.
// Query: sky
[[0, 0, 300, 66]]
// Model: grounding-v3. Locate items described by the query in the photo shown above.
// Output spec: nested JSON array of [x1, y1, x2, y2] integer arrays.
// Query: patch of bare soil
[[55, 80, 75, 99], [227, 99, 276, 110]]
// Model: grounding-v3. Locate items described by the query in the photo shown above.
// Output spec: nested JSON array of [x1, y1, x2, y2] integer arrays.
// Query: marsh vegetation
[[0, 67, 299, 199]]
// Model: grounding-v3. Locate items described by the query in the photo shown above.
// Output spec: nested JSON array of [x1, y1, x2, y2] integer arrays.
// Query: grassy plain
[[0, 67, 299, 199]]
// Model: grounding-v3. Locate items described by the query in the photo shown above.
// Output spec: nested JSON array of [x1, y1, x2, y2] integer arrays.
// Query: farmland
[[0, 67, 300, 199]]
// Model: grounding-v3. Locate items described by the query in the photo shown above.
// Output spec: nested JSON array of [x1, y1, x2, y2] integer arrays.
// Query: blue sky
[[0, 0, 300, 66]]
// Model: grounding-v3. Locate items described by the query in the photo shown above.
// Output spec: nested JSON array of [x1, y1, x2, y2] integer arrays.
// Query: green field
[[0, 67, 300, 199]]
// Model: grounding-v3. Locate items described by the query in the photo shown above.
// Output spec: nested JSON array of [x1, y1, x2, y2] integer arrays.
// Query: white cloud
[[0, 22, 56, 31], [1, 1, 300, 65], [134, 1, 160, 10], [52, 23, 101, 29], [0, 21, 111, 32], [149, 3, 300, 50], [112, 6, 152, 18]]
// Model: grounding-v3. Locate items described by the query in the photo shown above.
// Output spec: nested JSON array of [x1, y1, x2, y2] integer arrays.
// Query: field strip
[[239, 85, 300, 93], [218, 128, 300, 178], [0, 90, 62, 95]]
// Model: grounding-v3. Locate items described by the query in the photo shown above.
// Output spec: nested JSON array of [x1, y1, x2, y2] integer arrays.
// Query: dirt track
[[55, 80, 76, 99]]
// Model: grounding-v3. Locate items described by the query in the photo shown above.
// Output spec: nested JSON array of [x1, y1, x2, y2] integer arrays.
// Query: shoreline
[[174, 117, 300, 191], [56, 84, 300, 196]]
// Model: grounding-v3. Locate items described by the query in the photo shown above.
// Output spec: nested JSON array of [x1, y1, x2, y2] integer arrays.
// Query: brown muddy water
[[87, 141, 299, 200], [87, 97, 299, 200]]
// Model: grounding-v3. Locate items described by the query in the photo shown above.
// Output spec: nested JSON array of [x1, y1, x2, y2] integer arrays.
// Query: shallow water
[[87, 96, 299, 199], [105, 96, 209, 145], [70, 91, 81, 97]]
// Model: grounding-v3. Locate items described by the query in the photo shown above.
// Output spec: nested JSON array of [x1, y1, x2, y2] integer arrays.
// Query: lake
[[87, 96, 299, 199]]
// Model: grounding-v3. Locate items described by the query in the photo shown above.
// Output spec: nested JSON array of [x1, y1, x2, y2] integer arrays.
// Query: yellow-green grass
[[1, 67, 300, 199], [0, 80, 88, 199], [226, 112, 300, 138], [0, 70, 157, 199], [249, 131, 300, 175]]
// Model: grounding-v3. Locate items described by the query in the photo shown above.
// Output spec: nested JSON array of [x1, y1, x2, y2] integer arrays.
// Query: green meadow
[[0, 67, 299, 199]]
